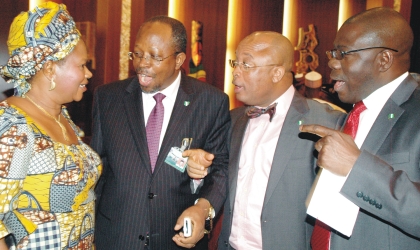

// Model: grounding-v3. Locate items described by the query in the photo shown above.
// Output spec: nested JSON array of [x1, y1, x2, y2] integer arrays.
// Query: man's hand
[[183, 149, 214, 179], [300, 124, 361, 176], [0, 238, 7, 250], [172, 199, 210, 248]]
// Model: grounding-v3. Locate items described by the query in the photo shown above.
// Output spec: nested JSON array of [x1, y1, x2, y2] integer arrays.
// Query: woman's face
[[54, 40, 92, 102]]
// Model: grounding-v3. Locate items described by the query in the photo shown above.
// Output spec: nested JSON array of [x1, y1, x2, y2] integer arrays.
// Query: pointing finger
[[299, 124, 336, 138]]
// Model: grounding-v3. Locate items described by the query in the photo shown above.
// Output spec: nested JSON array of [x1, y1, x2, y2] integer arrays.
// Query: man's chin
[[140, 85, 160, 94], [337, 92, 354, 105]]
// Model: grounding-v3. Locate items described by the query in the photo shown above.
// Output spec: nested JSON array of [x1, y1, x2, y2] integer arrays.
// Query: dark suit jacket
[[218, 90, 346, 250], [331, 75, 420, 249], [91, 74, 230, 250]]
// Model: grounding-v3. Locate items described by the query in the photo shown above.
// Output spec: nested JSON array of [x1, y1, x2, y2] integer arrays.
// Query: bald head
[[240, 31, 294, 72], [232, 31, 295, 107], [342, 7, 413, 70]]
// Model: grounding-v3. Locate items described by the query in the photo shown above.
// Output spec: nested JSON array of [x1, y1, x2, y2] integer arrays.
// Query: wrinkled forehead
[[334, 23, 377, 48], [236, 38, 272, 59], [137, 22, 172, 41]]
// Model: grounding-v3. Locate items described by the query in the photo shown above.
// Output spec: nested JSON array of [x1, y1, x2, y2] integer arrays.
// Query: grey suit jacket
[[330, 75, 420, 249], [218, 90, 346, 250], [91, 74, 230, 250]]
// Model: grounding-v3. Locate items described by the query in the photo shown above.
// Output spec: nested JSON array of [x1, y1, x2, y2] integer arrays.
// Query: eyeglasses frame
[[128, 51, 180, 65], [326, 46, 398, 60], [229, 59, 279, 71]]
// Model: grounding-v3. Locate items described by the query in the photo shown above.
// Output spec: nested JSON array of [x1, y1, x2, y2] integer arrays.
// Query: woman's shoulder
[[0, 98, 25, 119], [0, 98, 31, 133]]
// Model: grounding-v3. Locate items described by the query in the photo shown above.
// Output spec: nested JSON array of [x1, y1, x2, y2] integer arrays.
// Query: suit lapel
[[153, 74, 195, 175], [360, 75, 417, 153], [229, 113, 249, 210], [123, 78, 152, 174], [264, 92, 309, 205]]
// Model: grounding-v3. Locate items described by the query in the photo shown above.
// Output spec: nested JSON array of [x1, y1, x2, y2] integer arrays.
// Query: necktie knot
[[246, 102, 277, 122], [153, 93, 166, 103], [343, 101, 366, 139], [352, 101, 366, 114]]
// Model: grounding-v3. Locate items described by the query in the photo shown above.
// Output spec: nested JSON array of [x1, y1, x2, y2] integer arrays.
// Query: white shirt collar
[[142, 71, 181, 101], [363, 72, 408, 111]]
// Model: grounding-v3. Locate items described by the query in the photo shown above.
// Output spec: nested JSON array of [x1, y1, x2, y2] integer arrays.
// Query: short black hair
[[142, 15, 187, 53]]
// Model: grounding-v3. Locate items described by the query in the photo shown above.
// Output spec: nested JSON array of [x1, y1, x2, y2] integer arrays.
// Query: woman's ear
[[42, 60, 55, 80]]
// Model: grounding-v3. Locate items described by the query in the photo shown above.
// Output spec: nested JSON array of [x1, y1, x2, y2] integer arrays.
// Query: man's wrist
[[194, 198, 215, 220], [194, 198, 214, 234]]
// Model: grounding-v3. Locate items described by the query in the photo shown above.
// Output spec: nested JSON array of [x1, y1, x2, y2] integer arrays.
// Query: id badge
[[165, 138, 193, 172]]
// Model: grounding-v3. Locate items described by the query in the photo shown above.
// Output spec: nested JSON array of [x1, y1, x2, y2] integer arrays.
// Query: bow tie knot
[[246, 102, 277, 122]]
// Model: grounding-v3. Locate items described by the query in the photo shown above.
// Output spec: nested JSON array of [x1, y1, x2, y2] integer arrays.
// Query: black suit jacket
[[91, 74, 230, 249]]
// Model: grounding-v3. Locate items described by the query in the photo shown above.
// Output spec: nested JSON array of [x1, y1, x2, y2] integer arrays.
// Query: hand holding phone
[[183, 217, 192, 237]]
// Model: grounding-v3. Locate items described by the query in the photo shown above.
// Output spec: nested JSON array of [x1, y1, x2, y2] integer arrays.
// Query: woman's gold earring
[[49, 78, 56, 91]]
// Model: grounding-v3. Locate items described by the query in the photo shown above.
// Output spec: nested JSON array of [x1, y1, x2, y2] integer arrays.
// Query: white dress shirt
[[142, 72, 181, 150], [355, 72, 408, 147], [230, 85, 295, 250]]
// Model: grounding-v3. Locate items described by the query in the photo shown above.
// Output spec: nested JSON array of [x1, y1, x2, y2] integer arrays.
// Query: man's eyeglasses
[[128, 52, 180, 66], [229, 59, 278, 72], [326, 46, 398, 60]]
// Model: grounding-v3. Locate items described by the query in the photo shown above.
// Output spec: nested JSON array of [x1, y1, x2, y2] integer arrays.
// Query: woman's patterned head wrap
[[0, 2, 80, 97]]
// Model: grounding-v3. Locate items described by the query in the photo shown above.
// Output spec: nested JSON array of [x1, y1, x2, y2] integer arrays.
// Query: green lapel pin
[[184, 101, 190, 106]]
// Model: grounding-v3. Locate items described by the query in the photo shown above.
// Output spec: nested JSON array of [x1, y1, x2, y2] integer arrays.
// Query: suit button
[[148, 193, 154, 199], [139, 235, 145, 240], [369, 199, 376, 205], [224, 241, 228, 247], [376, 203, 382, 209], [363, 195, 369, 201], [356, 191, 363, 198]]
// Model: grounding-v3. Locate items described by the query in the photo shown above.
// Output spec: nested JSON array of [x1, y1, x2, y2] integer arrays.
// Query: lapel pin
[[298, 120, 303, 125], [184, 101, 190, 106], [388, 113, 394, 119]]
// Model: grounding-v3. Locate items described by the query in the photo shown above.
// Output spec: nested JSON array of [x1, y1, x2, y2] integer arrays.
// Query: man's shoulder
[[230, 106, 246, 123], [303, 98, 347, 126], [306, 98, 346, 115], [182, 75, 227, 98], [95, 77, 136, 94]]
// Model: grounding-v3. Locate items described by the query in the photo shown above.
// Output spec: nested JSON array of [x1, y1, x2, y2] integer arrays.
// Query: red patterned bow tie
[[246, 102, 277, 122]]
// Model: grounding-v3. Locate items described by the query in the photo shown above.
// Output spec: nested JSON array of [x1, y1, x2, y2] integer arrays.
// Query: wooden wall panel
[[240, 0, 285, 37], [96, 0, 122, 87], [177, 0, 229, 91], [293, 0, 340, 85], [232, 0, 284, 47], [340, 0, 366, 26], [398, 0, 413, 22], [128, 0, 169, 77], [63, 0, 96, 23], [227, 0, 285, 108], [410, 0, 420, 73]]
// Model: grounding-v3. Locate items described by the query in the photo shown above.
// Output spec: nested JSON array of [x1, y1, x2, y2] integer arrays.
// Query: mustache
[[135, 68, 156, 78]]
